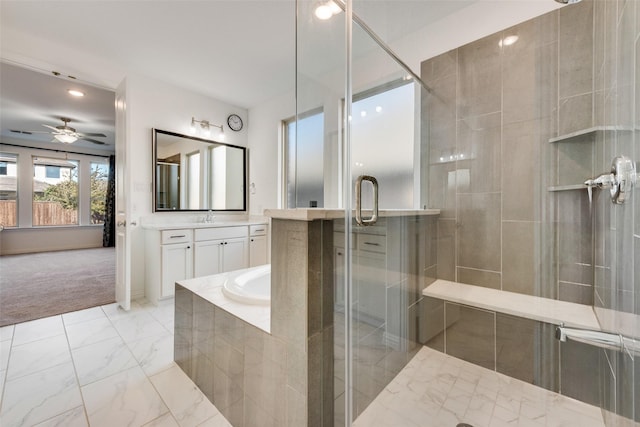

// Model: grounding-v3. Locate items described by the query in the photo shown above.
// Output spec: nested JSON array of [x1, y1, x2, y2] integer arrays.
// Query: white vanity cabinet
[[145, 229, 194, 304], [249, 224, 268, 267], [193, 227, 249, 277], [145, 222, 268, 304]]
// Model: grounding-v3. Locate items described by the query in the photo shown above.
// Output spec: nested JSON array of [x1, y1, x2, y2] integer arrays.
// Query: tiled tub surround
[[175, 217, 335, 427], [175, 209, 440, 426]]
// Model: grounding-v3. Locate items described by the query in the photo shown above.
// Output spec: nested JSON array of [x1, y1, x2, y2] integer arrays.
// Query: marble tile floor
[[0, 298, 607, 427], [0, 299, 232, 427], [353, 346, 606, 427]]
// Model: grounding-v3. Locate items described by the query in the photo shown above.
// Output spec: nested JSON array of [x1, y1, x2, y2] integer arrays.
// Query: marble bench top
[[423, 279, 601, 330]]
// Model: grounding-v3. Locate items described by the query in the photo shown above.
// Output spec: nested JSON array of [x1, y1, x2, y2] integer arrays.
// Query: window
[[351, 81, 415, 208], [0, 153, 18, 227], [186, 151, 201, 210], [45, 166, 61, 179], [33, 156, 79, 226], [90, 161, 109, 224], [284, 109, 324, 208]]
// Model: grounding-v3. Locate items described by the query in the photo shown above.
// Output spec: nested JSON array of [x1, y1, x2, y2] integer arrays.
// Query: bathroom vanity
[[143, 220, 268, 304]]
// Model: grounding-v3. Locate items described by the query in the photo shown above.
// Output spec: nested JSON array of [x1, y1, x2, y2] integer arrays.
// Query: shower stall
[[293, 0, 639, 425]]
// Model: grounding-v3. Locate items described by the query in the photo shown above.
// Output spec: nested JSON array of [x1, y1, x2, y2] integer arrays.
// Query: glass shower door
[[340, 1, 433, 425]]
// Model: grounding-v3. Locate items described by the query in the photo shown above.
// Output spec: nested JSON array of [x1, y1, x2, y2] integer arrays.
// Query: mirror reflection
[[153, 129, 246, 211]]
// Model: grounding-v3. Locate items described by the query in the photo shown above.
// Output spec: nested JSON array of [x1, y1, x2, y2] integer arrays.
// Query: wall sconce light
[[190, 117, 225, 141]]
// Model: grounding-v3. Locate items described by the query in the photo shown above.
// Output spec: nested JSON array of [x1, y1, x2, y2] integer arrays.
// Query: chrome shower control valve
[[584, 155, 636, 204]]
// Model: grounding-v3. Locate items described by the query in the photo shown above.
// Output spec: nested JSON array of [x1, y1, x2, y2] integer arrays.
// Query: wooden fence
[[0, 200, 78, 226]]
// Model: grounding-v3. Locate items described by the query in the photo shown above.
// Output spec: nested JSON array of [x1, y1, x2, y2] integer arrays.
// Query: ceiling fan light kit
[[54, 133, 78, 144], [16, 117, 108, 145]]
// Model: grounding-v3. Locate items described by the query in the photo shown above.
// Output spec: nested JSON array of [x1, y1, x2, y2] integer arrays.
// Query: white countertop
[[177, 266, 271, 333], [423, 279, 601, 330], [264, 208, 440, 221], [141, 219, 268, 230]]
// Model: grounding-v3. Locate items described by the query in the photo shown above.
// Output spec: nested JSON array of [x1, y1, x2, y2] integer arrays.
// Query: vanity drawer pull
[[170, 235, 186, 239], [364, 242, 380, 246]]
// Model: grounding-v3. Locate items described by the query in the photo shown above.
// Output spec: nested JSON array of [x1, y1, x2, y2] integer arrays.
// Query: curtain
[[103, 155, 116, 247]]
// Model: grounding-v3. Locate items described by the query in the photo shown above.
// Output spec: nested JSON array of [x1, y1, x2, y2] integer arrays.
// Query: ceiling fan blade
[[80, 137, 107, 145], [10, 129, 51, 135], [42, 124, 59, 131], [77, 132, 107, 138]]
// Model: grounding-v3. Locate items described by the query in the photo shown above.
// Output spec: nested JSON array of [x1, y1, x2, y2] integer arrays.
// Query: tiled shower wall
[[422, 0, 638, 423], [422, 1, 595, 303], [592, 0, 639, 424]]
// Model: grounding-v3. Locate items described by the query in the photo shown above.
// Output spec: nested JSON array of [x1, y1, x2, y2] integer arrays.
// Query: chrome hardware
[[170, 235, 186, 239], [585, 155, 636, 204], [555, 325, 640, 356], [203, 210, 216, 223], [355, 175, 379, 226], [117, 220, 126, 227]]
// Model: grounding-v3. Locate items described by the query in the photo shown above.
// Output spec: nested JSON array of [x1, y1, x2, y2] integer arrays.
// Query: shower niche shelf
[[548, 125, 630, 143]]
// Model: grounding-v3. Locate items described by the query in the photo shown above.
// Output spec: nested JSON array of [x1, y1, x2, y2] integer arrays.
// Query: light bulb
[[315, 4, 333, 19], [218, 129, 225, 141], [203, 127, 211, 138]]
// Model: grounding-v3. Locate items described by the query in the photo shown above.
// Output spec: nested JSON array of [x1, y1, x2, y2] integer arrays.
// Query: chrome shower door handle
[[355, 175, 379, 226]]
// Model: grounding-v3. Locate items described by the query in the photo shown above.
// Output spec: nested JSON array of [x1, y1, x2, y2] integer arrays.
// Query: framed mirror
[[152, 129, 246, 211]]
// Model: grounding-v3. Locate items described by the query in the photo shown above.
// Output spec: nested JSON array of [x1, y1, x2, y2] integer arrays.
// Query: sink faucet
[[204, 209, 215, 223]]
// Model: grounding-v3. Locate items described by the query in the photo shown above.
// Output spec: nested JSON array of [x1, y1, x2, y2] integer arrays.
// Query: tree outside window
[[33, 157, 79, 226], [90, 162, 109, 224]]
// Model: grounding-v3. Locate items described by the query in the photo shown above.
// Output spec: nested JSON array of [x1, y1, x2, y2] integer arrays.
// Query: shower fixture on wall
[[584, 156, 637, 204]]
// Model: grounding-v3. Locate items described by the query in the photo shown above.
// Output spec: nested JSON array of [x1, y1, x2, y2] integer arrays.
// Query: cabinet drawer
[[195, 226, 247, 242], [357, 233, 385, 253], [161, 229, 193, 244], [250, 224, 267, 236]]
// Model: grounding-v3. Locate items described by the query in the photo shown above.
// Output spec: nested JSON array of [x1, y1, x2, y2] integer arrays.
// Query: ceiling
[[0, 0, 560, 154], [1, 62, 116, 153]]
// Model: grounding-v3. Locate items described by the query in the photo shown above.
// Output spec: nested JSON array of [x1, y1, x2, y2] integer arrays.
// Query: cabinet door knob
[[187, 246, 191, 249]]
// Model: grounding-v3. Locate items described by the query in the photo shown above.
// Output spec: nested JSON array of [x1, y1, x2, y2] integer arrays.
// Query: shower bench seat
[[422, 279, 600, 329]]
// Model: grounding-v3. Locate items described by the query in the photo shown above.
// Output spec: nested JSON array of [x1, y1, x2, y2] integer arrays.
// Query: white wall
[[247, 91, 294, 216], [124, 74, 248, 297]]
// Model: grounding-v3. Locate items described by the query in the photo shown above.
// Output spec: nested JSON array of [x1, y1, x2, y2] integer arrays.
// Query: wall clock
[[227, 114, 243, 132]]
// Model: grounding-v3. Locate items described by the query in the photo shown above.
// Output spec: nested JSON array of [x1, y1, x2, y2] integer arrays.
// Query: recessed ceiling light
[[499, 35, 519, 47], [68, 89, 85, 97]]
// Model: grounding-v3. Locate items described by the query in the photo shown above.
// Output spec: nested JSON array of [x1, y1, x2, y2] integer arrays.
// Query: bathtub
[[222, 264, 271, 305]]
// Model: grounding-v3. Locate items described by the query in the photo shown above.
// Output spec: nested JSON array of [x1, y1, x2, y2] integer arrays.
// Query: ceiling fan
[[11, 117, 107, 145]]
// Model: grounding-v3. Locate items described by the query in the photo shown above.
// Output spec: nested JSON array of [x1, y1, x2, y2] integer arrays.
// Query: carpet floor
[[0, 247, 115, 327]]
